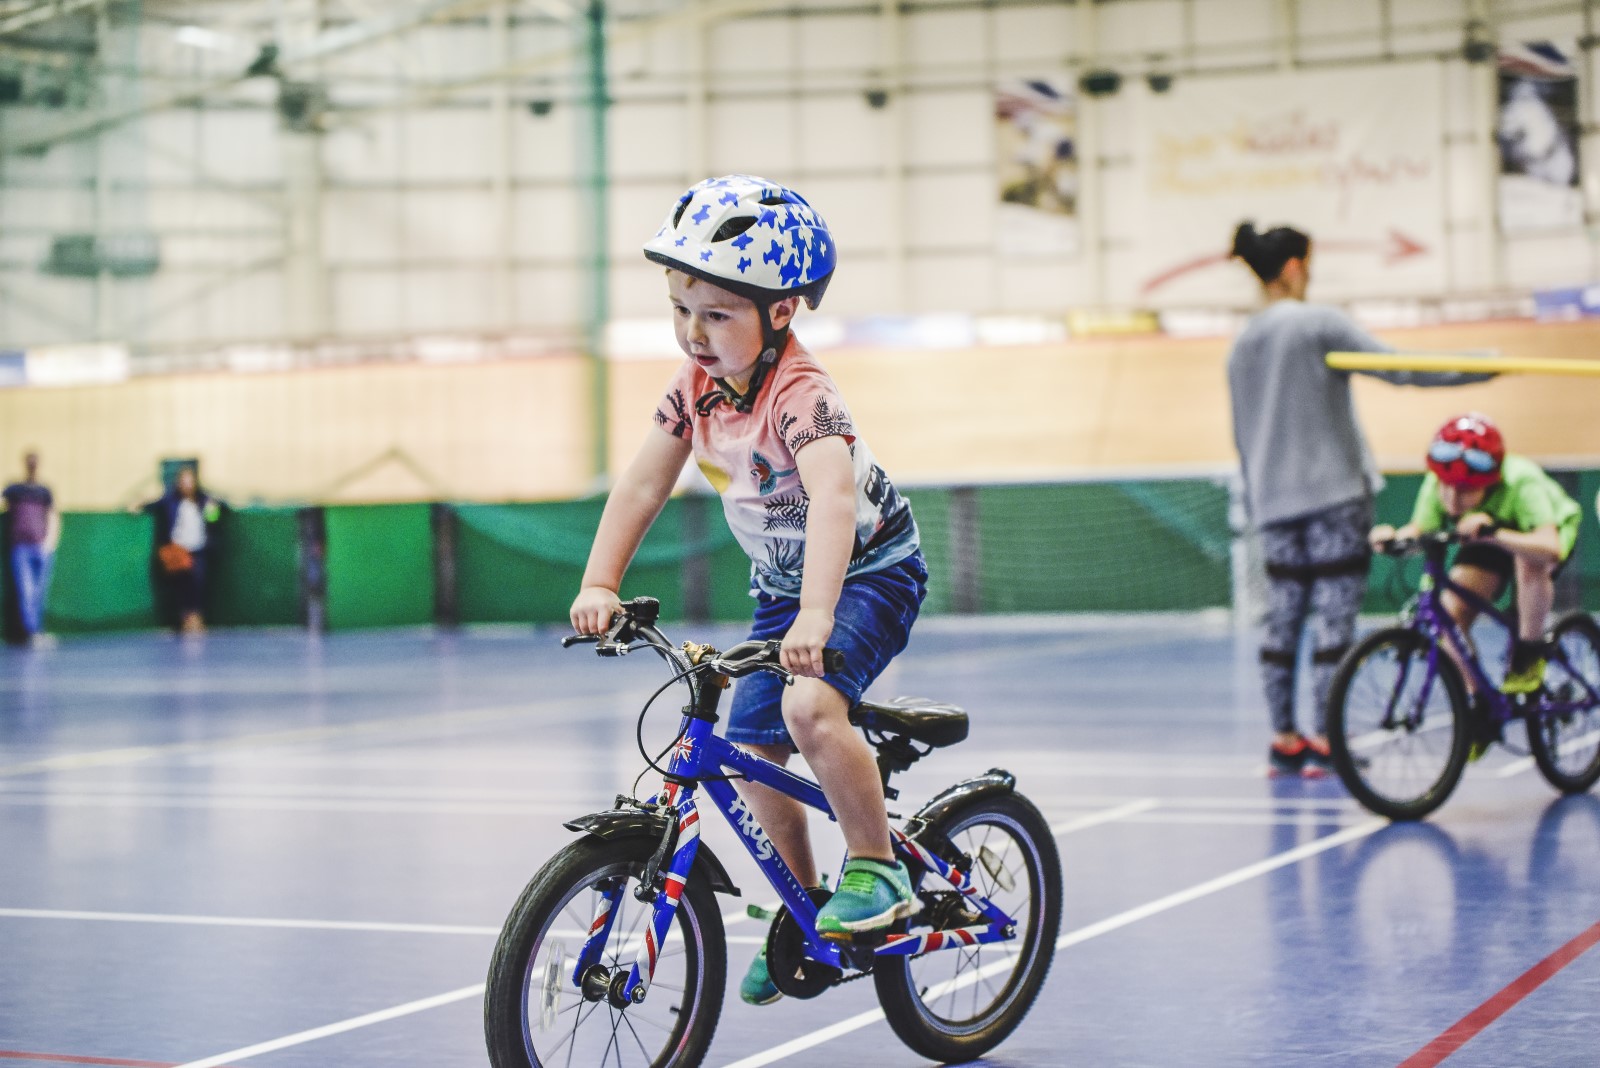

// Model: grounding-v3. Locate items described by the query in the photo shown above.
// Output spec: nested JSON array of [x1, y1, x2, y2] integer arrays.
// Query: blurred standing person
[[1227, 222, 1493, 778], [144, 466, 224, 635], [2, 450, 59, 646]]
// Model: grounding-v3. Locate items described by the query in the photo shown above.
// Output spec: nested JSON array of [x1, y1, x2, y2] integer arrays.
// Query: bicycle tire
[[874, 791, 1062, 1063], [1327, 627, 1470, 821], [484, 835, 726, 1068], [1528, 612, 1600, 795]]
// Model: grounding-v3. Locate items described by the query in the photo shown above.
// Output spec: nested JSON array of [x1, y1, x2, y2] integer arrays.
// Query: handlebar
[[1374, 525, 1500, 557], [563, 596, 845, 680]]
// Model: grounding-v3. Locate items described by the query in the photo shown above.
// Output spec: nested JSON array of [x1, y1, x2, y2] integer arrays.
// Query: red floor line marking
[[1398, 919, 1600, 1068]]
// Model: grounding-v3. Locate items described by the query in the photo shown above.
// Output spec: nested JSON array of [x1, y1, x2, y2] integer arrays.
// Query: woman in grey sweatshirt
[[1228, 222, 1491, 777]]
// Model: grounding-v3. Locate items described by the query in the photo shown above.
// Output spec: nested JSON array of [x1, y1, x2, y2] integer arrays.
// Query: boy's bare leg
[[734, 744, 819, 888], [1443, 565, 1499, 693], [1513, 555, 1556, 643], [782, 676, 893, 863]]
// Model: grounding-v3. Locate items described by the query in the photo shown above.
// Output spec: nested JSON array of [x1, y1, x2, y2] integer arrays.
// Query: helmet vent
[[710, 216, 757, 242], [758, 194, 789, 206], [670, 194, 693, 228]]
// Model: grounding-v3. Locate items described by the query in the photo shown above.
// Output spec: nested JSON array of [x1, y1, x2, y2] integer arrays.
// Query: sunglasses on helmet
[[1428, 439, 1497, 473]]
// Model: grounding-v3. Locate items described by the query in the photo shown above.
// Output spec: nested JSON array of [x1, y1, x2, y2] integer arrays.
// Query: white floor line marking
[[1048, 797, 1159, 835], [1122, 812, 1365, 827], [717, 818, 1385, 1068], [0, 793, 580, 817], [1052, 819, 1384, 950], [1495, 756, 1536, 778], [0, 696, 584, 779], [170, 983, 484, 1068], [1496, 728, 1600, 778], [0, 907, 499, 936]]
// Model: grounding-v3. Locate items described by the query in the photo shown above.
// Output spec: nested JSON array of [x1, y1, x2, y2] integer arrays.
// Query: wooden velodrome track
[[3, 318, 1599, 508]]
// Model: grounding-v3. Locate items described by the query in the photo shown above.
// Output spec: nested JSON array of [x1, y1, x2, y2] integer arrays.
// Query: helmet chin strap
[[713, 304, 787, 414]]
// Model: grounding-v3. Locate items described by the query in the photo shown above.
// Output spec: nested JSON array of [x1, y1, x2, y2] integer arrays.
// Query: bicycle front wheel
[[1327, 627, 1470, 821], [1528, 612, 1600, 795], [484, 836, 726, 1068], [874, 792, 1062, 1063]]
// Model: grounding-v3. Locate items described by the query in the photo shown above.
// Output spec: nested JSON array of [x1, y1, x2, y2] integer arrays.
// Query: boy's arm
[[1464, 520, 1563, 566], [43, 508, 61, 553], [785, 435, 855, 678], [571, 430, 692, 634]]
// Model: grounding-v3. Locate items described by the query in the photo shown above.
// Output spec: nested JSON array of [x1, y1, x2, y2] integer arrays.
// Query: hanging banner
[[1497, 41, 1582, 234], [1136, 63, 1445, 305], [995, 79, 1079, 257]]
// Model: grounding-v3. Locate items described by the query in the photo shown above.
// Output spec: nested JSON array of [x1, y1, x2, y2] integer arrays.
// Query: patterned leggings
[[1257, 498, 1373, 737]]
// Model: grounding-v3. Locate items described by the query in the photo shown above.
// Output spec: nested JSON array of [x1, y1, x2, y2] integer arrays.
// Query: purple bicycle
[[1327, 531, 1600, 821], [484, 597, 1061, 1068]]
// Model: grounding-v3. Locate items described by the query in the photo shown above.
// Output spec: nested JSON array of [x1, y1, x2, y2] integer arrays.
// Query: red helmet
[[1426, 414, 1504, 490]]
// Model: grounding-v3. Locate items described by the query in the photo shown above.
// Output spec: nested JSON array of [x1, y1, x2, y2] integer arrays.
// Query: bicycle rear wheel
[[1327, 627, 1470, 821], [1528, 612, 1600, 795], [874, 792, 1061, 1063], [484, 835, 726, 1068]]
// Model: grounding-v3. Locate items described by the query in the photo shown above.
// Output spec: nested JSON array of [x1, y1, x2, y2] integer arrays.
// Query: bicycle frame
[[571, 651, 1023, 1006], [1401, 543, 1599, 727]]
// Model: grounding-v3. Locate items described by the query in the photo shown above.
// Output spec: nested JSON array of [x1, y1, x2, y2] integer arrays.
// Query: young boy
[[1370, 414, 1581, 710], [569, 175, 928, 1006]]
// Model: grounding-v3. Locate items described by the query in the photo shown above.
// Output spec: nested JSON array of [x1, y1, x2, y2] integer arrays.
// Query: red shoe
[[1268, 738, 1307, 778], [1301, 736, 1333, 779]]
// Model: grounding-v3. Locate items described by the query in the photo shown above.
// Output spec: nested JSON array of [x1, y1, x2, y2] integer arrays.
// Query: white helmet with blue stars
[[643, 174, 836, 311]]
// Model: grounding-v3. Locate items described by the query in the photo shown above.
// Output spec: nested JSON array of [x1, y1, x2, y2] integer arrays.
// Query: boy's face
[[1439, 481, 1489, 516], [667, 272, 793, 391]]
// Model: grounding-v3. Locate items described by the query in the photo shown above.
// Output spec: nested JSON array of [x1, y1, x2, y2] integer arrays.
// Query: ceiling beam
[[326, 0, 794, 122], [0, 0, 496, 157], [0, 0, 104, 38]]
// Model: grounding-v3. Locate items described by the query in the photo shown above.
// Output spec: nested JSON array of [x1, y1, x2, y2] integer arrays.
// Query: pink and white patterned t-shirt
[[655, 337, 918, 597]]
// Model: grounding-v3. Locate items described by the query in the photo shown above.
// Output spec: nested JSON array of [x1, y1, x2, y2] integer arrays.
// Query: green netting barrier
[[1363, 473, 1427, 615], [1573, 470, 1599, 611], [902, 487, 954, 615], [41, 512, 157, 633], [453, 496, 747, 624], [325, 504, 434, 630], [207, 508, 302, 627], [976, 480, 1232, 612]]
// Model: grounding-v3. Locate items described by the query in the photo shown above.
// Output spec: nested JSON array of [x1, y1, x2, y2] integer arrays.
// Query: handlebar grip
[[561, 633, 600, 648]]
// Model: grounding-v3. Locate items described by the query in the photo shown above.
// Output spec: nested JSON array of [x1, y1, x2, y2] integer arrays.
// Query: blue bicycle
[[1327, 531, 1600, 821], [484, 597, 1062, 1067]]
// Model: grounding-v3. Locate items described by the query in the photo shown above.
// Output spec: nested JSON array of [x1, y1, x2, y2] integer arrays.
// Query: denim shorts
[[726, 552, 928, 747]]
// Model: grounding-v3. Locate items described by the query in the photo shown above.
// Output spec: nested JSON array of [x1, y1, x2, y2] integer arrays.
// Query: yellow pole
[[1327, 352, 1600, 377]]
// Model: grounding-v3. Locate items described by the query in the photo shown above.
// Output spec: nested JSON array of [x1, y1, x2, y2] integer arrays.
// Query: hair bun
[[1231, 221, 1258, 258]]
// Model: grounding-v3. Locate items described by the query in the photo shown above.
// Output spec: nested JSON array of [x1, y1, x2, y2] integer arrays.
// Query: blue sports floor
[[1, 616, 1597, 1067]]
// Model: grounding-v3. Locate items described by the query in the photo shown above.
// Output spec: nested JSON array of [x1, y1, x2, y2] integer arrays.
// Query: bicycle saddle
[[849, 696, 969, 749]]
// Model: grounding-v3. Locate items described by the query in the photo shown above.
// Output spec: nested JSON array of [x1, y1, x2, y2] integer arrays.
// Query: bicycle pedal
[[820, 927, 894, 948]]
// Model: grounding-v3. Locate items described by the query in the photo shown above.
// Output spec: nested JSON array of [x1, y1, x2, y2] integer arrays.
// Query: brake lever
[[562, 610, 637, 656]]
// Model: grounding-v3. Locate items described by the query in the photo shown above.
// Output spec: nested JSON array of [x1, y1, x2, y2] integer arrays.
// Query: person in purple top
[[2, 450, 60, 643]]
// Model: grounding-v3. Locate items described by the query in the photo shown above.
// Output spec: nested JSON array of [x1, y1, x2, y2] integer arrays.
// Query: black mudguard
[[564, 809, 742, 898], [902, 769, 1017, 866], [909, 768, 1016, 828]]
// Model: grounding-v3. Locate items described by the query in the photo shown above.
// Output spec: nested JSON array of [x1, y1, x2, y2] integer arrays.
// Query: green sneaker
[[1503, 640, 1550, 696], [814, 858, 916, 939], [739, 944, 782, 1006]]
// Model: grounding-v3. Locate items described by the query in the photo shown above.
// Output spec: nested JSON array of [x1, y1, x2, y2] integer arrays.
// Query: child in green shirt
[[1371, 414, 1581, 698]]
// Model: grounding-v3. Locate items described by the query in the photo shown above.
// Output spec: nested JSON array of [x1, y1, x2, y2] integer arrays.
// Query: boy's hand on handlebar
[[781, 608, 836, 679], [1456, 512, 1497, 540], [570, 585, 623, 637], [1368, 524, 1397, 550]]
